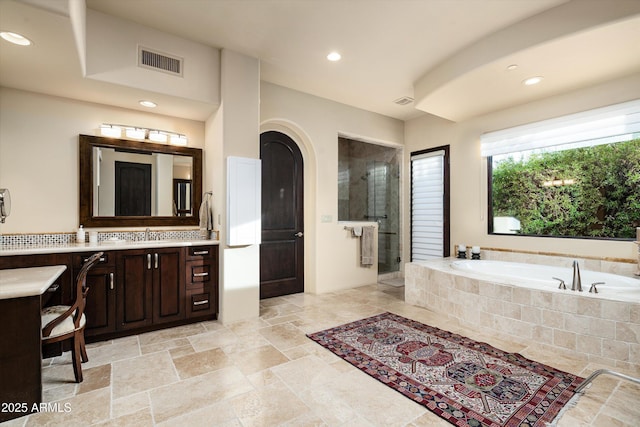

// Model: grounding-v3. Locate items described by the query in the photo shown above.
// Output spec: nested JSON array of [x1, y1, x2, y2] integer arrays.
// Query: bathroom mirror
[[79, 134, 202, 227]]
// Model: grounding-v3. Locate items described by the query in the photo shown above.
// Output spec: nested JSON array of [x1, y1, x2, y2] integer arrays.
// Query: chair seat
[[41, 305, 86, 339]]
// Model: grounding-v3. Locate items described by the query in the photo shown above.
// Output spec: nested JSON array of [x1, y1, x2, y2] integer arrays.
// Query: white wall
[[0, 87, 204, 234], [260, 82, 404, 294], [206, 50, 261, 324], [404, 73, 640, 262]]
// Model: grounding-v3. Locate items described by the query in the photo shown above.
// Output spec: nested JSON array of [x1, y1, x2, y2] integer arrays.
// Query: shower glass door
[[338, 138, 400, 273]]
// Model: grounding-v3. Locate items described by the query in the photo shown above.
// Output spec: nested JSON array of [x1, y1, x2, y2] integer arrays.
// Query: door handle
[[154, 253, 159, 269], [110, 272, 114, 290], [295, 231, 303, 238], [147, 253, 151, 270]]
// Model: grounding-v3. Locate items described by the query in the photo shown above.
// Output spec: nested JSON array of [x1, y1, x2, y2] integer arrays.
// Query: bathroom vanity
[[0, 241, 219, 343], [0, 240, 218, 422]]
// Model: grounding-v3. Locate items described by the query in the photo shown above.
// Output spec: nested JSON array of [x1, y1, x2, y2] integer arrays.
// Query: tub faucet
[[572, 260, 582, 292]]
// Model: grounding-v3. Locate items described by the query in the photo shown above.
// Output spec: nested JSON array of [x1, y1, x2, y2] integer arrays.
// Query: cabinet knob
[[193, 250, 209, 255], [193, 299, 209, 306]]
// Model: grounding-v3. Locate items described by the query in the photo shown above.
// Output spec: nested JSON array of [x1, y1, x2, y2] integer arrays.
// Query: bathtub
[[405, 258, 640, 368], [450, 260, 640, 302]]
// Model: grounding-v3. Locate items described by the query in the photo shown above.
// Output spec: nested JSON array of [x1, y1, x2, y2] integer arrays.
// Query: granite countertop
[[0, 265, 67, 299], [0, 239, 220, 256]]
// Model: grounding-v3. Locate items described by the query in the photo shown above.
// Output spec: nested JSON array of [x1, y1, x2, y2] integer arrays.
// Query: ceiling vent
[[394, 96, 414, 106], [138, 46, 183, 77]]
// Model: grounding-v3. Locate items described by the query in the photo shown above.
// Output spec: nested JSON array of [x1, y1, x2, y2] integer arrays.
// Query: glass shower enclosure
[[338, 137, 401, 273]]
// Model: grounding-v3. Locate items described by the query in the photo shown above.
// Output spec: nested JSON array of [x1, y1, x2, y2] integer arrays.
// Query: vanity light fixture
[[0, 31, 32, 46], [327, 51, 341, 62], [100, 123, 187, 145], [523, 76, 544, 86], [148, 130, 168, 143], [125, 127, 146, 139], [139, 100, 157, 108], [170, 134, 187, 146], [99, 124, 122, 138]]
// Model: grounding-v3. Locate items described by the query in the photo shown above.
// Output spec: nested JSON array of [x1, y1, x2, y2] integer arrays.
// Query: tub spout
[[572, 260, 582, 292]]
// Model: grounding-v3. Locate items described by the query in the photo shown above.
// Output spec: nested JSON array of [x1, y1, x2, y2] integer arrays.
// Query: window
[[483, 100, 640, 239], [411, 146, 450, 260]]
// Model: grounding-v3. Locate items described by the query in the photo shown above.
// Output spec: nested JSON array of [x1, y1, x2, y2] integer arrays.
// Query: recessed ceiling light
[[0, 31, 32, 46], [523, 76, 544, 86], [327, 52, 341, 62], [506, 64, 518, 71], [139, 100, 157, 108]]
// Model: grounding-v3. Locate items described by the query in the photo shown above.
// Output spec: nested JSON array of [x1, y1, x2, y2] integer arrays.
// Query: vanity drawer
[[187, 263, 211, 285], [186, 246, 215, 261], [186, 290, 216, 318], [73, 252, 113, 268]]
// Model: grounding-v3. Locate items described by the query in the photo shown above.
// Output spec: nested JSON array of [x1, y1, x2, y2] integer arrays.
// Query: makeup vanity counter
[[0, 265, 67, 422], [0, 240, 220, 342]]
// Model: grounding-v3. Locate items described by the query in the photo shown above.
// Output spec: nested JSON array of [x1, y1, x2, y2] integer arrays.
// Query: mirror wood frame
[[79, 134, 202, 227]]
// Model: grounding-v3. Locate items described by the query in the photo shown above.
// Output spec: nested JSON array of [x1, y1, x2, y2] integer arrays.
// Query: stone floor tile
[[111, 352, 179, 399]]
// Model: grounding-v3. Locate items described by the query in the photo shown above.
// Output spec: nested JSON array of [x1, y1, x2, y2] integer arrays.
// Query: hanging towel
[[351, 226, 363, 237], [361, 226, 375, 266], [199, 193, 213, 231]]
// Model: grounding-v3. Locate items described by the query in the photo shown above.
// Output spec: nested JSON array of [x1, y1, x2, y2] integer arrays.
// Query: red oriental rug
[[307, 312, 584, 427]]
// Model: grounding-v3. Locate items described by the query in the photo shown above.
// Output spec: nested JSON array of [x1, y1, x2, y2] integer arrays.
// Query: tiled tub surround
[[450, 260, 639, 302], [405, 254, 640, 372]]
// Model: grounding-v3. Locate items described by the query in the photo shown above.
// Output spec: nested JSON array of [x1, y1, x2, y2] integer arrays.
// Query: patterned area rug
[[307, 312, 584, 427]]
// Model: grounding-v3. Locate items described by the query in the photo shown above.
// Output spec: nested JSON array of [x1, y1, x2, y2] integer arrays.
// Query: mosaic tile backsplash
[[0, 229, 210, 246]]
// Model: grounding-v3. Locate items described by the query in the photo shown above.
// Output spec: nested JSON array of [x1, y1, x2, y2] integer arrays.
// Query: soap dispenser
[[77, 225, 85, 243]]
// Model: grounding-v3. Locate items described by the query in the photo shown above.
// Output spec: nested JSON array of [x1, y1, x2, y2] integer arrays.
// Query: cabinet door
[[84, 268, 116, 337], [117, 250, 153, 330], [152, 247, 185, 324]]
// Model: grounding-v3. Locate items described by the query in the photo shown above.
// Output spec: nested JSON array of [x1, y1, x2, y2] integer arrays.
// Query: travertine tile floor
[[3, 283, 639, 426]]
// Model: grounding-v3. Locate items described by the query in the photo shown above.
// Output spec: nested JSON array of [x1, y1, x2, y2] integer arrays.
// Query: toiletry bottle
[[77, 225, 85, 243]]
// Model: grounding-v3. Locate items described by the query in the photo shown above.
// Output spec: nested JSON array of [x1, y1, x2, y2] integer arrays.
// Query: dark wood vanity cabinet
[[185, 245, 218, 318], [1, 245, 218, 342], [74, 252, 117, 338], [151, 247, 185, 325], [116, 247, 185, 331]]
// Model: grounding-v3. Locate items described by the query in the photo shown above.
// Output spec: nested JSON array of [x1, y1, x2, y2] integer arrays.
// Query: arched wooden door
[[260, 131, 304, 298]]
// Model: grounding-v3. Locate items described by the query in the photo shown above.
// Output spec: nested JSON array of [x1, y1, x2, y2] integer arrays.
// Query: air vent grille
[[138, 46, 183, 76], [394, 96, 414, 106]]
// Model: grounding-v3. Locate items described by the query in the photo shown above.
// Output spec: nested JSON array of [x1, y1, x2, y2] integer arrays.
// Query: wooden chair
[[41, 251, 103, 383]]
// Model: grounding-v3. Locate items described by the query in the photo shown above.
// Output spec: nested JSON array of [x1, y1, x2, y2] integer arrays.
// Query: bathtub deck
[[405, 259, 640, 372]]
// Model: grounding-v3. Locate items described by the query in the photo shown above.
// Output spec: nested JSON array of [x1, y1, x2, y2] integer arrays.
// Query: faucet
[[572, 260, 582, 292], [145, 228, 150, 241]]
